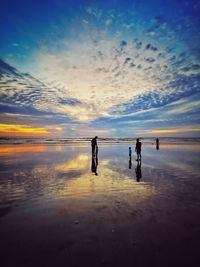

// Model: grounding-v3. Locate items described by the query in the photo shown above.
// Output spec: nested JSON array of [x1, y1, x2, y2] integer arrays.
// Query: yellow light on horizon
[[0, 123, 50, 136], [138, 128, 200, 134]]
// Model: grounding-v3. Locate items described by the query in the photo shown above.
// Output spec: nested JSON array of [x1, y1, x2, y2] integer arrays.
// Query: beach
[[0, 140, 200, 267]]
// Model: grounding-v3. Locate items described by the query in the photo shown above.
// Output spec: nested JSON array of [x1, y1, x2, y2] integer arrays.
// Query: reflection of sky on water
[[1, 142, 200, 267], [142, 144, 200, 176], [0, 143, 200, 216], [0, 144, 48, 155]]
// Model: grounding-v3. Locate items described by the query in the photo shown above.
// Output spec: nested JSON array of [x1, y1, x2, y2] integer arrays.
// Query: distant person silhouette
[[91, 154, 98, 175], [156, 138, 159, 150], [135, 160, 142, 182], [135, 138, 142, 161], [91, 136, 98, 156]]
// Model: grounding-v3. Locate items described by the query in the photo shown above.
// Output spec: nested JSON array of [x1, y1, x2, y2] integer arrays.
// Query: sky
[[0, 0, 200, 137]]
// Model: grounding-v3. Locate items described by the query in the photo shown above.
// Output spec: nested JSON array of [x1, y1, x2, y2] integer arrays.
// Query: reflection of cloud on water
[[43, 156, 153, 199], [0, 154, 91, 205], [55, 154, 89, 173], [0, 148, 166, 202]]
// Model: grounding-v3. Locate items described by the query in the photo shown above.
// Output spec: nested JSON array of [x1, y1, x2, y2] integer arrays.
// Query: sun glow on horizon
[[0, 123, 50, 137], [137, 128, 200, 135]]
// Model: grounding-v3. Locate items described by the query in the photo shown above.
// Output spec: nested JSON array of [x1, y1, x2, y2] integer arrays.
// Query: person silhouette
[[91, 154, 98, 175], [91, 136, 98, 156], [135, 160, 142, 182], [135, 138, 142, 161], [156, 138, 159, 150]]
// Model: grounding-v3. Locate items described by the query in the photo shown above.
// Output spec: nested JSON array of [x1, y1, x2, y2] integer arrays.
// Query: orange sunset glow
[[0, 123, 52, 137]]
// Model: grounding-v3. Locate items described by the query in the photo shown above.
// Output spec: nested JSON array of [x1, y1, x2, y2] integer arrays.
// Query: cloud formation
[[0, 0, 200, 136]]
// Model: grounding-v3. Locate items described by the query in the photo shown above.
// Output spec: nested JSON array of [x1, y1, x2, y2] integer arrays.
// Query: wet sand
[[0, 142, 200, 267]]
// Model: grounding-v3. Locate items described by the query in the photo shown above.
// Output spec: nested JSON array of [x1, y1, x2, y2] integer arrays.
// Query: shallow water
[[0, 143, 200, 267]]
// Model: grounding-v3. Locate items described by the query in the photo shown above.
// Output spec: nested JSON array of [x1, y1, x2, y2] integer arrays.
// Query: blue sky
[[0, 0, 200, 137]]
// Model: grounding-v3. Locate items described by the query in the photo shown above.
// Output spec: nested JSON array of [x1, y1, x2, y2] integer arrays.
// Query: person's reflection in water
[[129, 147, 132, 169], [129, 156, 132, 169], [91, 153, 98, 176], [135, 160, 142, 182]]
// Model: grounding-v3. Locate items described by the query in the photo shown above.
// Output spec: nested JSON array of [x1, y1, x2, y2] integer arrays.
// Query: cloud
[[1, 2, 200, 136]]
